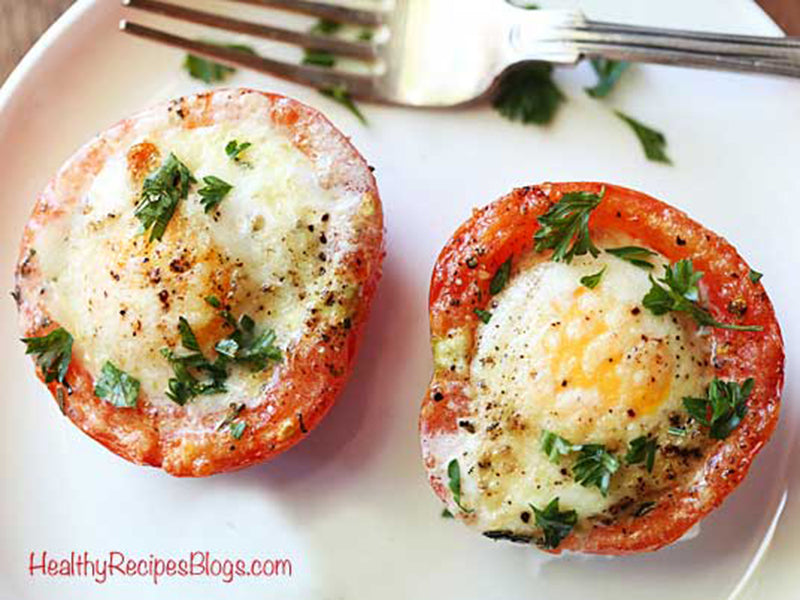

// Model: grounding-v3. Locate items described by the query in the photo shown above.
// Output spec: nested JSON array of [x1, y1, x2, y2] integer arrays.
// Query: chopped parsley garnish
[[230, 420, 247, 440], [225, 140, 251, 162], [606, 245, 657, 270], [134, 153, 195, 242], [580, 266, 606, 289], [447, 459, 473, 513], [214, 313, 282, 372], [531, 498, 577, 550], [625, 436, 657, 473], [540, 430, 575, 463], [534, 189, 604, 263], [358, 28, 374, 42], [162, 317, 228, 406], [474, 308, 492, 324], [183, 43, 256, 83], [492, 63, 565, 126], [586, 59, 630, 99], [749, 269, 763, 284], [615, 111, 671, 164], [198, 175, 233, 213], [310, 19, 342, 35], [205, 295, 221, 308], [441, 508, 454, 519], [668, 426, 687, 437], [490, 257, 512, 295], [683, 378, 754, 440], [320, 85, 367, 125], [303, 50, 336, 67], [572, 444, 620, 496], [94, 361, 140, 408], [643, 260, 763, 331], [21, 327, 73, 384]]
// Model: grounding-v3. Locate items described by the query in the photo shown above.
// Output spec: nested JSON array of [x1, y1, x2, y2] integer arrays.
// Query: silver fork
[[120, 0, 800, 107]]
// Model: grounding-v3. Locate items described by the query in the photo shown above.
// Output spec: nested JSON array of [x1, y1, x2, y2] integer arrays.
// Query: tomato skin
[[421, 182, 784, 554], [15, 89, 384, 477]]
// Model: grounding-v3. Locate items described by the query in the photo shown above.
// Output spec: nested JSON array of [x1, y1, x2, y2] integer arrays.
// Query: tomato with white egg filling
[[16, 89, 383, 476], [420, 182, 783, 554]]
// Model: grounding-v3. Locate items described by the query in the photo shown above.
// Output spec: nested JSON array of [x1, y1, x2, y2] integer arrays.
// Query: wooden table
[[1, 0, 799, 83]]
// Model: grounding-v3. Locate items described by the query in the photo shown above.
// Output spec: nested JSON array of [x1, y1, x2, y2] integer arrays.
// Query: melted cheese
[[443, 237, 714, 533], [34, 113, 366, 412]]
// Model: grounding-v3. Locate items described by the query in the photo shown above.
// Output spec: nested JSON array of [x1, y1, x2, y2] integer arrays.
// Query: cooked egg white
[[434, 235, 714, 533], [33, 111, 369, 413]]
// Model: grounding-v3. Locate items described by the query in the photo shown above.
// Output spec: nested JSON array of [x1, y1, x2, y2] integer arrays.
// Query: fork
[[120, 0, 800, 107]]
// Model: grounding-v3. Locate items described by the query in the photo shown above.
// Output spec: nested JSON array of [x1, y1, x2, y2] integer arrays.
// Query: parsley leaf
[[303, 50, 336, 67], [447, 459, 473, 513], [493, 63, 565, 126], [230, 421, 247, 439], [580, 266, 606, 289], [606, 246, 657, 270], [225, 140, 251, 162], [162, 318, 227, 406], [531, 498, 577, 550], [21, 327, 73, 384], [643, 260, 763, 331], [183, 44, 256, 83], [683, 378, 754, 440], [534, 189, 604, 263], [586, 59, 630, 98], [749, 269, 763, 284], [94, 361, 140, 408], [320, 84, 367, 125], [490, 257, 512, 295], [540, 430, 575, 463], [135, 153, 195, 242], [572, 444, 620, 496], [625, 436, 657, 472], [310, 19, 342, 35], [668, 426, 687, 437], [198, 175, 233, 213], [615, 111, 672, 164], [474, 308, 493, 324], [441, 508, 454, 519]]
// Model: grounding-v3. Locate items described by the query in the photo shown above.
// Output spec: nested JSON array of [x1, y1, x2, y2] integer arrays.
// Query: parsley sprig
[[643, 260, 763, 331], [493, 63, 565, 126], [161, 317, 228, 406], [625, 436, 657, 473], [540, 431, 619, 496], [183, 43, 256, 83], [94, 361, 140, 408], [580, 266, 606, 289], [586, 59, 630, 99], [532, 498, 577, 550], [135, 153, 195, 242], [606, 246, 657, 270], [572, 444, 620, 497], [225, 140, 251, 162], [447, 459, 473, 513], [683, 378, 754, 440], [540, 430, 575, 463], [198, 175, 233, 213], [21, 327, 73, 384], [616, 111, 671, 164], [534, 189, 604, 263]]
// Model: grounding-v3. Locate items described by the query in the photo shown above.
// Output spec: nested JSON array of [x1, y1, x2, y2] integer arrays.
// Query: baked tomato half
[[420, 182, 783, 554], [16, 89, 383, 476]]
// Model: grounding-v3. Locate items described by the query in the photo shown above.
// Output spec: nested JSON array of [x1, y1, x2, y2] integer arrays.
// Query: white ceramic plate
[[1, 1, 799, 598]]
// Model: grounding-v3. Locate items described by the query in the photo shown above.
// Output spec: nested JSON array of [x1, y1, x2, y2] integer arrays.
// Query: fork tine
[[120, 20, 377, 98], [123, 0, 377, 60], [222, 0, 385, 27]]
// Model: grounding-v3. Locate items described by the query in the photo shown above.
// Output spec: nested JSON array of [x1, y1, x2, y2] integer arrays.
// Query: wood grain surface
[[0, 0, 798, 83]]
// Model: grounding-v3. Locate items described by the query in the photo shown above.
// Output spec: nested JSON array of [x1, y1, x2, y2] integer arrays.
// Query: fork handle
[[573, 19, 800, 78], [510, 11, 800, 79]]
